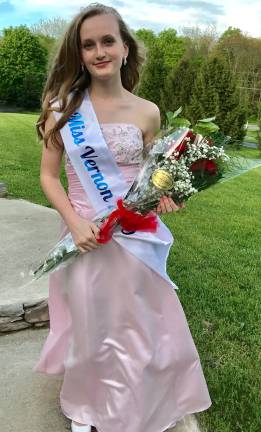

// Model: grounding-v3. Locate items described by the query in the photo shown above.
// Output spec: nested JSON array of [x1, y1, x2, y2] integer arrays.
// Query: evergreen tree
[[136, 43, 166, 120], [160, 57, 201, 125], [0, 26, 48, 108], [136, 29, 188, 119], [188, 56, 247, 142], [187, 57, 220, 123]]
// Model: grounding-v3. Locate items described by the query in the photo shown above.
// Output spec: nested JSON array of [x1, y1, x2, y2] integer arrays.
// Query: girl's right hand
[[68, 214, 101, 254]]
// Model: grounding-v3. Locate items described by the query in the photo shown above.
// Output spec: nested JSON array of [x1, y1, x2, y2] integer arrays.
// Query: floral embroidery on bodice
[[100, 123, 144, 165], [64, 123, 144, 167]]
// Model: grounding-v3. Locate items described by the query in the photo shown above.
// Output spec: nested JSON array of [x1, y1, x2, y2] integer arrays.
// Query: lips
[[94, 61, 110, 66]]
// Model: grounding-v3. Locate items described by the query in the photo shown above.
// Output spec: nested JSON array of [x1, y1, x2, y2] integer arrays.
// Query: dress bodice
[[64, 123, 144, 216]]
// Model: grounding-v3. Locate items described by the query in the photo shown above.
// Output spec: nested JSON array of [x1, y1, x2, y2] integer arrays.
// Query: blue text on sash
[[68, 112, 113, 203]]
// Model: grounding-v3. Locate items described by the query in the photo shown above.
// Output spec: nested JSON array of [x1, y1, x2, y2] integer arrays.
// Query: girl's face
[[79, 14, 129, 80]]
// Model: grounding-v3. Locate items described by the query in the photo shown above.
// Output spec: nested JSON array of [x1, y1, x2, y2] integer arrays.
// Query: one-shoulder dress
[[33, 123, 212, 432]]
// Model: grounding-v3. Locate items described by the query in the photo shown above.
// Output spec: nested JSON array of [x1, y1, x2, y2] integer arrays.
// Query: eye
[[83, 42, 93, 49], [104, 38, 114, 45]]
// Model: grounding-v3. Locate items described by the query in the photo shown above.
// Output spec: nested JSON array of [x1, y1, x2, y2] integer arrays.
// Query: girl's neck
[[88, 77, 127, 101]]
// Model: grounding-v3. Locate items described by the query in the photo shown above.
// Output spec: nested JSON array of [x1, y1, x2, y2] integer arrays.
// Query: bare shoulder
[[129, 93, 161, 147], [44, 110, 64, 151]]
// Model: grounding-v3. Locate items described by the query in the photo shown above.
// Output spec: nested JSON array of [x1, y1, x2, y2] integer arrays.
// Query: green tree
[[0, 25, 48, 108], [134, 28, 156, 95], [157, 28, 188, 74], [187, 57, 220, 123], [37, 34, 56, 56], [161, 57, 202, 125], [181, 24, 218, 60], [136, 43, 166, 119], [219, 26, 242, 41], [135, 28, 156, 50], [136, 29, 187, 117], [188, 56, 247, 143], [214, 27, 261, 116]]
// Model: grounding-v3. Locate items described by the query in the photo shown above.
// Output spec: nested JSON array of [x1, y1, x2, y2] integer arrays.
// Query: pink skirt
[[33, 212, 212, 432]]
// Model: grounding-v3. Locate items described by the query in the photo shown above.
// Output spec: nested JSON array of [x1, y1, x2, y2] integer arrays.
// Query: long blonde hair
[[37, 2, 146, 148]]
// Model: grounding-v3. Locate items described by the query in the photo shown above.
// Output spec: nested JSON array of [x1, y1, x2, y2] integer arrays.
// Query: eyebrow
[[82, 34, 115, 43]]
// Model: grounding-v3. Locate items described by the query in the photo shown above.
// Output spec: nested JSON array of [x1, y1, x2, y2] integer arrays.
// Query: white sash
[[52, 90, 178, 290]]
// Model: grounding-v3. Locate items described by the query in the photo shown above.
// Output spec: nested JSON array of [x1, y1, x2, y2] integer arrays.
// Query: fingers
[[77, 233, 100, 254], [156, 197, 186, 214], [78, 245, 92, 254], [90, 222, 100, 238], [155, 203, 162, 213], [160, 196, 179, 213], [78, 242, 98, 254]]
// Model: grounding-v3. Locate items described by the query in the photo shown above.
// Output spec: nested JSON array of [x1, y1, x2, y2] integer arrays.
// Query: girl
[[33, 3, 212, 432]]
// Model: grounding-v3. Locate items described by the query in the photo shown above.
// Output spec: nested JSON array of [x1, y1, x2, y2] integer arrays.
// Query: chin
[[94, 70, 113, 77], [94, 69, 119, 79]]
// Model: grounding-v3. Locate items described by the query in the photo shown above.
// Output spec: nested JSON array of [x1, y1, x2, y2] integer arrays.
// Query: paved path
[[0, 198, 60, 306], [247, 124, 259, 131], [0, 327, 70, 432], [243, 122, 259, 148], [242, 141, 258, 148]]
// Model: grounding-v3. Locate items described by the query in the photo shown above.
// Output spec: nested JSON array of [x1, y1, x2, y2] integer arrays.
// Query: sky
[[0, 0, 260, 38]]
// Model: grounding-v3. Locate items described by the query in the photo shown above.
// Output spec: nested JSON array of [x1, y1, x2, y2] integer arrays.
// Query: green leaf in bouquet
[[194, 121, 220, 135], [172, 106, 183, 118], [166, 107, 183, 125], [166, 111, 174, 123], [169, 117, 191, 128], [208, 131, 231, 148], [192, 173, 222, 192], [197, 116, 216, 123]]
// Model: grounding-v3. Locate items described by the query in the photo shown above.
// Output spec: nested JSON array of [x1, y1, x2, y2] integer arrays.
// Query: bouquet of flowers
[[32, 108, 261, 280]]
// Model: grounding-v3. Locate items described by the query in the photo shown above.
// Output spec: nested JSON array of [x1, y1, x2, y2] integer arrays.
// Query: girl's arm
[[40, 112, 100, 253], [40, 112, 78, 227], [142, 103, 161, 154]]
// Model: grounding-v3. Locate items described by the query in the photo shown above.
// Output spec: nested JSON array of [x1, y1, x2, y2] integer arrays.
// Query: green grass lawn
[[1, 113, 261, 432], [0, 112, 68, 206]]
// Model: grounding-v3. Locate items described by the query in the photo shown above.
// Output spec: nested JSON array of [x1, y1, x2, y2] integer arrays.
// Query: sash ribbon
[[52, 90, 178, 290]]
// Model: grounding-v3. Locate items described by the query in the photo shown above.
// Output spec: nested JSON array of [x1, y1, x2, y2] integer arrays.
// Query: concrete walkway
[[0, 198, 60, 306], [0, 198, 69, 429], [0, 197, 202, 432], [242, 141, 258, 148], [0, 327, 70, 431]]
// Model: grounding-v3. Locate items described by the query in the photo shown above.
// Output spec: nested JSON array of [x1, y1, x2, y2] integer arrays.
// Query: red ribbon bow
[[97, 198, 158, 244]]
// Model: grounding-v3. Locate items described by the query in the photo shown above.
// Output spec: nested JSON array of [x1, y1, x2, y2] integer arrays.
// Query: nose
[[96, 43, 106, 60]]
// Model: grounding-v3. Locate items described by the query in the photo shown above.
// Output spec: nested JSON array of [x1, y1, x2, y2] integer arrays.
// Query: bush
[[0, 26, 48, 109]]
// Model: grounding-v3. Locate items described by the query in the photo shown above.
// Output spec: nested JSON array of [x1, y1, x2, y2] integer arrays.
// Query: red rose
[[175, 141, 186, 159], [168, 130, 196, 160], [190, 159, 217, 176], [186, 130, 196, 140]]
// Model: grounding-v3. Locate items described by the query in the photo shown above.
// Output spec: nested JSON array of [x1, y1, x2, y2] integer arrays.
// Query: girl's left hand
[[155, 196, 186, 214]]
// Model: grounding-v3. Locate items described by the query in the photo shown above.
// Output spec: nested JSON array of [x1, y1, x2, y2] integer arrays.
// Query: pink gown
[[33, 123, 212, 432]]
